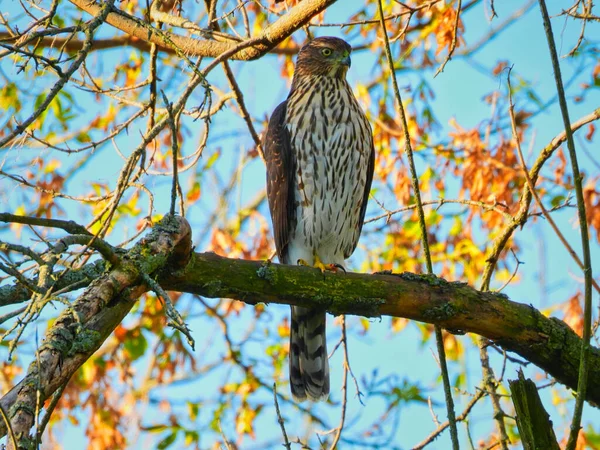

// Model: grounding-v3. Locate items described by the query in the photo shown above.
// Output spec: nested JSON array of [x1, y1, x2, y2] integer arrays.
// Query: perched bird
[[263, 36, 375, 401]]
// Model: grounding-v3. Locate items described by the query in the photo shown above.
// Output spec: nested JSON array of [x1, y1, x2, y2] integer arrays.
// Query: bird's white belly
[[286, 106, 367, 266]]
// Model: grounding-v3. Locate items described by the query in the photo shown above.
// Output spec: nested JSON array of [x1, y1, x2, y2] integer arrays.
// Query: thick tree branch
[[0, 260, 107, 308], [0, 33, 299, 57], [162, 253, 600, 406], [0, 215, 192, 444], [67, 0, 337, 60], [1, 217, 599, 443]]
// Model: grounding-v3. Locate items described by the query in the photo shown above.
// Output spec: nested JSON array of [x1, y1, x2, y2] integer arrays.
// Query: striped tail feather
[[289, 305, 330, 402]]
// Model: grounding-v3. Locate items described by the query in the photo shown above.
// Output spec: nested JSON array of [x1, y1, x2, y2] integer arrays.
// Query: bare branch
[[67, 0, 339, 60], [377, 0, 459, 445]]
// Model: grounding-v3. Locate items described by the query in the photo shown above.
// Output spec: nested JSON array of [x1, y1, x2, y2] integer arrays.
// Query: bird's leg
[[314, 254, 346, 274], [297, 256, 346, 274]]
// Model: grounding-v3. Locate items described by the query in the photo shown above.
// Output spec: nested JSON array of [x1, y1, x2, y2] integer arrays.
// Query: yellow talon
[[313, 254, 328, 273], [297, 258, 311, 267], [297, 255, 346, 274]]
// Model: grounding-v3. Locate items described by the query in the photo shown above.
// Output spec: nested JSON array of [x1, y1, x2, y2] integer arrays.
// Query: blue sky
[[1, 0, 599, 448]]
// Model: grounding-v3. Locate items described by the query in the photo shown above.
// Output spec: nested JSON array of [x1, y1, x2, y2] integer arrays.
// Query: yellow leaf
[[391, 317, 408, 333]]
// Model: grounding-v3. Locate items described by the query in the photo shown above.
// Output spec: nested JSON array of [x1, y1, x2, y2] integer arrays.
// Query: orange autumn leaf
[[561, 292, 584, 337]]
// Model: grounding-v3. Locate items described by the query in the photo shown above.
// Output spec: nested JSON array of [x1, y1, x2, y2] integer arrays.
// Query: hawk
[[263, 36, 375, 401]]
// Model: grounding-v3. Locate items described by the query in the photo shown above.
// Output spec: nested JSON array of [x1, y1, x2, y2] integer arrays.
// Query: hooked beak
[[340, 55, 351, 68]]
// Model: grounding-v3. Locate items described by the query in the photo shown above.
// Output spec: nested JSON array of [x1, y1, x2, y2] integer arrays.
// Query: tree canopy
[[0, 0, 599, 449]]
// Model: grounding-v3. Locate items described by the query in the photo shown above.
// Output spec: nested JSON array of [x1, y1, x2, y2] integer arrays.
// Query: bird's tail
[[289, 305, 330, 402]]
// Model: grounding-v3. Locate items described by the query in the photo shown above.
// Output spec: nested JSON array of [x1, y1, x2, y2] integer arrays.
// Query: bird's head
[[294, 37, 352, 79]]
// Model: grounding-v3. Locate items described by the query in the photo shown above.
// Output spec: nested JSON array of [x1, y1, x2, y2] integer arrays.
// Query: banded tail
[[289, 306, 330, 402]]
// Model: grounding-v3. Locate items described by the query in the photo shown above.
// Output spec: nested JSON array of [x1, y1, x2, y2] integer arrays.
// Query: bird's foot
[[297, 258, 311, 267], [297, 255, 346, 274], [327, 263, 346, 274]]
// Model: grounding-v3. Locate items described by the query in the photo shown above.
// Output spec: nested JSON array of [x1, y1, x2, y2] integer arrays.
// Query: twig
[[0, 241, 45, 266], [36, 384, 66, 442], [53, 234, 121, 267], [474, 69, 600, 450], [69, 0, 339, 61], [34, 330, 42, 449], [366, 197, 512, 224], [377, 1, 459, 448], [273, 383, 292, 450], [309, 0, 442, 28], [222, 61, 263, 160], [0, 404, 17, 450], [0, 306, 28, 325], [329, 316, 349, 449], [0, 213, 92, 236], [86, 61, 210, 237], [0, 0, 114, 148], [478, 340, 509, 449], [507, 69, 599, 294], [565, 0, 592, 57], [496, 248, 523, 293], [0, 262, 42, 295], [141, 272, 195, 350], [202, 0, 263, 160], [538, 2, 594, 448], [434, 0, 462, 77], [162, 91, 181, 217], [413, 389, 486, 449], [218, 421, 235, 450], [456, 1, 536, 57], [145, 37, 158, 173], [480, 105, 600, 289]]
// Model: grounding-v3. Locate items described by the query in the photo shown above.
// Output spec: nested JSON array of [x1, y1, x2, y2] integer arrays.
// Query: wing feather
[[263, 101, 296, 263], [346, 138, 375, 259]]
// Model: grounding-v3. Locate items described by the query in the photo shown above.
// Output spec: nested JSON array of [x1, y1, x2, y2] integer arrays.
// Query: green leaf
[[526, 89, 544, 108], [187, 401, 199, 421], [585, 424, 600, 445], [0, 82, 21, 112], [157, 432, 178, 449], [76, 132, 92, 143], [124, 330, 148, 361], [550, 195, 566, 208], [144, 424, 169, 433], [204, 150, 221, 170], [52, 15, 65, 28], [449, 216, 462, 237], [184, 430, 199, 446]]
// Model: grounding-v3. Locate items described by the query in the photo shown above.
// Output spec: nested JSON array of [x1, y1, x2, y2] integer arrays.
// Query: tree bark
[[0, 216, 192, 447], [1, 216, 599, 444], [162, 252, 600, 407], [509, 370, 560, 450], [68, 0, 337, 60]]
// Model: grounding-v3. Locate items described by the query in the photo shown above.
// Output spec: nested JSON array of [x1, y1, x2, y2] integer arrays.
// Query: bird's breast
[[284, 76, 372, 259]]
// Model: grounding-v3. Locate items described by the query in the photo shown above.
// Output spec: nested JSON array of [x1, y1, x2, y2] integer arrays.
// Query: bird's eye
[[321, 48, 332, 57]]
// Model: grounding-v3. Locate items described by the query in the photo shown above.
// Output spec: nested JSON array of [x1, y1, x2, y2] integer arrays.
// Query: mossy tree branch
[[163, 253, 600, 407], [1, 216, 599, 444], [0, 215, 192, 446]]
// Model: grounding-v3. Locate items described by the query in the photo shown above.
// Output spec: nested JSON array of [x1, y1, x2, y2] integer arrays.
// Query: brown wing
[[263, 101, 296, 263], [345, 142, 375, 259]]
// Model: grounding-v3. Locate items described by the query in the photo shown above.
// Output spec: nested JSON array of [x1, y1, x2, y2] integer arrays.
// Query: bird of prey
[[263, 36, 375, 402]]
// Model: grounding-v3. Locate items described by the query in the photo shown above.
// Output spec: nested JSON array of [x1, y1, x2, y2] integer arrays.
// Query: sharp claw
[[329, 263, 346, 274], [297, 257, 345, 274]]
